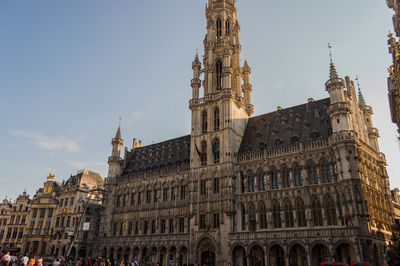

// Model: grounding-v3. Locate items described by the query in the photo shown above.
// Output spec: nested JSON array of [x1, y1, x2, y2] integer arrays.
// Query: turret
[[191, 52, 201, 99], [108, 126, 124, 179], [325, 59, 351, 133], [242, 59, 253, 113], [358, 86, 380, 151]]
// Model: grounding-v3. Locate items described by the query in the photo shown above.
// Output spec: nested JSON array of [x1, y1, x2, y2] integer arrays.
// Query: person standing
[[37, 256, 43, 266], [21, 254, 29, 266], [0, 252, 12, 266]]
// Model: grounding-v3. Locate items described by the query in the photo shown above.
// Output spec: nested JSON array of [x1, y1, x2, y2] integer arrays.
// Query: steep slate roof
[[123, 135, 191, 174], [239, 98, 332, 154]]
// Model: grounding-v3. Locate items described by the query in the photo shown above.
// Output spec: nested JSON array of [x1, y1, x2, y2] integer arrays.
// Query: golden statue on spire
[[47, 173, 55, 180]]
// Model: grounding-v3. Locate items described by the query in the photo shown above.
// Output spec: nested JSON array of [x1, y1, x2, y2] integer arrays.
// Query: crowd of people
[[0, 252, 209, 266]]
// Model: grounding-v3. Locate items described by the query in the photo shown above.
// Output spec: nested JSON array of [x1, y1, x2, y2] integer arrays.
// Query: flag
[[195, 143, 205, 158], [211, 140, 218, 157], [343, 195, 352, 226]]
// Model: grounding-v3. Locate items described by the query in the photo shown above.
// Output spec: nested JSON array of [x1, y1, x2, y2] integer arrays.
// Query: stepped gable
[[239, 98, 332, 154], [123, 135, 191, 174]]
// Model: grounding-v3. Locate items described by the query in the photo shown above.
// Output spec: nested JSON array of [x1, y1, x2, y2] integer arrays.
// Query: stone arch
[[311, 242, 330, 266], [169, 246, 177, 264], [178, 246, 188, 266], [159, 246, 168, 266], [334, 241, 356, 265], [196, 237, 217, 266], [249, 244, 265, 266], [150, 247, 157, 264], [132, 247, 139, 261], [109, 247, 115, 261], [124, 247, 130, 263], [288, 243, 307, 266], [232, 244, 246, 266], [116, 247, 123, 261], [268, 243, 284, 266]]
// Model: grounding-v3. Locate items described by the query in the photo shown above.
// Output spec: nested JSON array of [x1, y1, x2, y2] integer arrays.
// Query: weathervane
[[328, 43, 333, 63], [355, 75, 361, 93], [118, 116, 122, 127]]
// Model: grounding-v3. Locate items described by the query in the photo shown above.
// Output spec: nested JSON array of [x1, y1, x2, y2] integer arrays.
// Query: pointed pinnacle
[[115, 126, 121, 139], [329, 62, 339, 80]]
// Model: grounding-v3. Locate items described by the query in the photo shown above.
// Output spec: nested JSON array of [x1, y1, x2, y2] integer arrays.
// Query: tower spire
[[328, 43, 339, 80], [355, 76, 366, 106]]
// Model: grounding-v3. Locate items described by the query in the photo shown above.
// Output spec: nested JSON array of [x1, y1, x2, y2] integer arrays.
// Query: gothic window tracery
[[241, 204, 246, 231], [284, 200, 294, 227], [214, 107, 220, 131], [216, 18, 222, 38], [271, 167, 279, 190], [247, 170, 255, 192], [202, 111, 208, 134], [325, 194, 337, 225], [294, 163, 302, 186], [257, 169, 265, 191], [312, 197, 323, 226], [201, 141, 207, 166], [272, 201, 282, 228], [307, 161, 318, 185], [216, 60, 223, 91], [240, 171, 245, 193], [296, 198, 307, 227], [225, 20, 231, 36], [248, 203, 256, 231], [321, 159, 332, 183], [259, 202, 267, 229], [282, 165, 290, 188], [213, 138, 220, 163]]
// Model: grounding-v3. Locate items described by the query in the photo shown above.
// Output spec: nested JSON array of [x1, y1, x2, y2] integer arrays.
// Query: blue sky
[[0, 0, 399, 200]]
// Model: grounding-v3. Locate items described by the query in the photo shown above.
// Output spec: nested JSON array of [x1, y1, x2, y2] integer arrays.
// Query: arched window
[[201, 141, 207, 166], [216, 60, 223, 91], [271, 167, 279, 190], [257, 169, 265, 191], [296, 198, 307, 227], [321, 159, 332, 183], [216, 18, 222, 37], [259, 202, 267, 229], [247, 170, 255, 192], [214, 107, 220, 131], [240, 172, 245, 193], [282, 165, 290, 188], [248, 203, 256, 231], [225, 20, 231, 35], [312, 197, 323, 226], [307, 161, 318, 185], [325, 195, 337, 225], [202, 111, 208, 134], [241, 204, 246, 231], [213, 138, 220, 163], [272, 201, 281, 228], [294, 163, 302, 186], [284, 201, 294, 228]]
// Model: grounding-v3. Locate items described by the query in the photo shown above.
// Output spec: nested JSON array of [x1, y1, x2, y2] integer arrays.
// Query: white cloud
[[11, 130, 80, 152], [66, 160, 106, 169]]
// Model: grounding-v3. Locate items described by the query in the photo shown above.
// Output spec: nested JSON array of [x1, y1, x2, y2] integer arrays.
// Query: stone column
[[246, 253, 250, 266], [284, 245, 289, 266], [265, 247, 269, 266], [306, 250, 312, 266]]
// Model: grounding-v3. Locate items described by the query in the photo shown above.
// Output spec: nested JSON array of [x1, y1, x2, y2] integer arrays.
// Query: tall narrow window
[[312, 197, 323, 226], [213, 138, 220, 163], [321, 159, 332, 183], [199, 215, 206, 230], [294, 164, 302, 186], [308, 161, 318, 185], [202, 111, 208, 134], [325, 195, 337, 225], [257, 169, 265, 191], [272, 201, 282, 228], [213, 178, 220, 194], [216, 18, 222, 37], [282, 165, 290, 188], [216, 60, 223, 91], [296, 198, 307, 227], [240, 172, 245, 193], [259, 202, 268, 229], [214, 107, 220, 131], [247, 170, 255, 192], [213, 213, 220, 228], [200, 180, 207, 195], [284, 201, 294, 228], [248, 203, 256, 231], [201, 141, 207, 166], [225, 20, 231, 36], [241, 205, 246, 231], [271, 167, 279, 190]]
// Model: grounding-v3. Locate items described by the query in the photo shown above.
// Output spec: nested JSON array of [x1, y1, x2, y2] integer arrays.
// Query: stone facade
[[49, 169, 103, 259], [387, 0, 400, 138], [22, 174, 61, 256], [95, 1, 393, 266], [0, 192, 30, 254]]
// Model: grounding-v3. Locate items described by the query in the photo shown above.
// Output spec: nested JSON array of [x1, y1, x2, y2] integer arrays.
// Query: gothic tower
[[189, 0, 253, 168]]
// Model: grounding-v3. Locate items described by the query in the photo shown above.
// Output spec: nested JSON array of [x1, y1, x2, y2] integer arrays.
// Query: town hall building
[[96, 1, 393, 265]]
